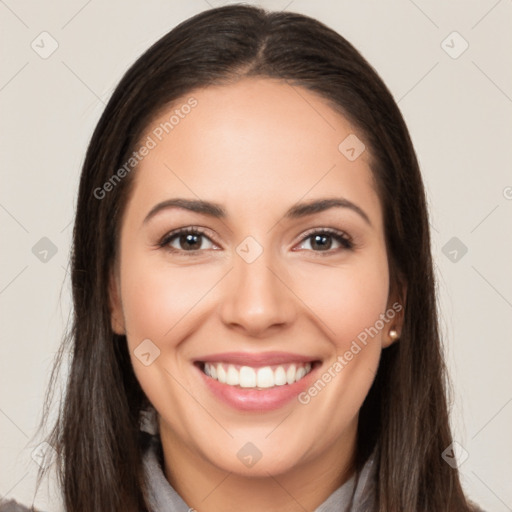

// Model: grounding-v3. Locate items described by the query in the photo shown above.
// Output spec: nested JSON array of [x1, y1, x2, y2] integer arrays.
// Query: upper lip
[[195, 351, 319, 366]]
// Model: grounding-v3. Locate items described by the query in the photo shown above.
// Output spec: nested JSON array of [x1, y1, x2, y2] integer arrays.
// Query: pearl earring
[[389, 328, 399, 341]]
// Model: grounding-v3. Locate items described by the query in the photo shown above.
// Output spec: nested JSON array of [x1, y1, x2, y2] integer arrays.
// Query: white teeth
[[239, 366, 256, 388], [256, 367, 274, 388], [202, 361, 314, 389], [274, 366, 287, 386], [217, 365, 227, 384], [286, 365, 296, 384], [226, 365, 239, 385]]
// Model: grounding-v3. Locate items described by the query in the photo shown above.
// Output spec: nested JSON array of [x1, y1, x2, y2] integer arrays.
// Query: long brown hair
[[35, 4, 479, 511]]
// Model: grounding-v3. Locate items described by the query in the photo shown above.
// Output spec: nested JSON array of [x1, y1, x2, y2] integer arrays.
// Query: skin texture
[[109, 78, 404, 512]]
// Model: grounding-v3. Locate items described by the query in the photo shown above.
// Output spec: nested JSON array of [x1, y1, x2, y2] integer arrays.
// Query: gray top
[[139, 408, 484, 512], [0, 410, 485, 512], [0, 439, 374, 512]]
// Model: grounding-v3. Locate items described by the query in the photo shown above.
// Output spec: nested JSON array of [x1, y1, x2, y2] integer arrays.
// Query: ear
[[108, 269, 126, 335], [382, 282, 407, 348]]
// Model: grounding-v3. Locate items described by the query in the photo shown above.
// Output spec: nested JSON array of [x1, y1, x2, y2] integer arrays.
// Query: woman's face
[[110, 78, 401, 478]]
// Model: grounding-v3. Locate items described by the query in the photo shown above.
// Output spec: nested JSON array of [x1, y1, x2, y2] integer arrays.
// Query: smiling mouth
[[196, 361, 320, 389]]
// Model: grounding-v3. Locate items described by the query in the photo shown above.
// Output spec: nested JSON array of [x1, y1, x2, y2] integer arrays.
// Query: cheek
[[119, 252, 211, 410], [300, 255, 389, 417], [293, 252, 390, 346], [120, 251, 216, 346]]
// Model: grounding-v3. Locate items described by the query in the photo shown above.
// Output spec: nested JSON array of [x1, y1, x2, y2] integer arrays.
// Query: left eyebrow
[[284, 198, 372, 227], [143, 197, 372, 227]]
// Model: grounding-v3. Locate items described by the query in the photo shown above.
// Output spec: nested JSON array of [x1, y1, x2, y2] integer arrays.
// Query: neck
[[159, 420, 358, 512]]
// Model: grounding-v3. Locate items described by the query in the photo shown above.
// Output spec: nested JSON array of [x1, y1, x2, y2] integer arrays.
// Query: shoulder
[[0, 500, 44, 512]]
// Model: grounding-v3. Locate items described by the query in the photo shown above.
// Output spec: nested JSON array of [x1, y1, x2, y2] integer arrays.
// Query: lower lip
[[195, 362, 320, 411]]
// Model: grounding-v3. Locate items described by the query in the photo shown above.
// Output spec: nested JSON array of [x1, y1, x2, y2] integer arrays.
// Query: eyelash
[[157, 226, 354, 256]]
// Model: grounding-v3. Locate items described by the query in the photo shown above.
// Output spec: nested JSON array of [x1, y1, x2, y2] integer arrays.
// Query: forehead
[[127, 77, 382, 229]]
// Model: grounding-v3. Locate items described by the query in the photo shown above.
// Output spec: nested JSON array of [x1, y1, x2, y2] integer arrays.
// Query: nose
[[218, 248, 297, 337]]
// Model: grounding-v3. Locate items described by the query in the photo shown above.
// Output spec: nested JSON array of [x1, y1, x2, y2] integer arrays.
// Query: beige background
[[1, 0, 511, 510]]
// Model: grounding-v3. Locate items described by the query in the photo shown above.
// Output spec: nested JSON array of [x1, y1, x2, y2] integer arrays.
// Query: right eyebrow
[[143, 198, 226, 225]]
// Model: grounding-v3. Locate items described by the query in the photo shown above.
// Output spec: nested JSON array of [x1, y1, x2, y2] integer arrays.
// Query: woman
[[6, 4, 485, 512]]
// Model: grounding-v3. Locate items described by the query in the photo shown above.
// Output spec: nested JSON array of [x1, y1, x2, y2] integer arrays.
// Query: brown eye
[[159, 228, 216, 253], [297, 229, 353, 253]]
